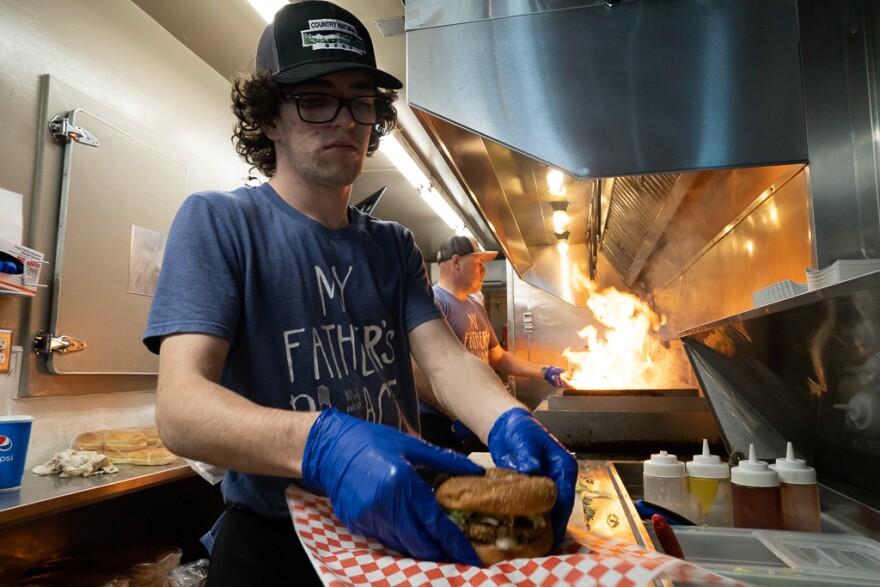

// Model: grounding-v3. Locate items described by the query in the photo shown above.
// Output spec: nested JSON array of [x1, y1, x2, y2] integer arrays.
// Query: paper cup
[[0, 415, 33, 492]]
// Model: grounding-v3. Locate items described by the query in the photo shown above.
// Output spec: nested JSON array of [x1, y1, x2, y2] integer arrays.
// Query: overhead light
[[550, 200, 570, 233], [246, 0, 286, 22], [555, 230, 570, 256], [547, 168, 566, 196], [380, 134, 463, 231], [553, 210, 570, 234], [422, 187, 464, 231], [379, 134, 430, 189]]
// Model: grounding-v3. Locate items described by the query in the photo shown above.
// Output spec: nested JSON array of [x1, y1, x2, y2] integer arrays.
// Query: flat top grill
[[563, 388, 699, 397]]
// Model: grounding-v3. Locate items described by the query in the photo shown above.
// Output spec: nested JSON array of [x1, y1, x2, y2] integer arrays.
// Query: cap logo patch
[[301, 18, 366, 55]]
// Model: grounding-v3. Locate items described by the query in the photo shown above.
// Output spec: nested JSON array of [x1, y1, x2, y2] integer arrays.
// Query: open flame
[[562, 267, 684, 390]]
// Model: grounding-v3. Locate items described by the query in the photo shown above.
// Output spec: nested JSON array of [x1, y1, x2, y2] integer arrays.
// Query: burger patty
[[456, 514, 548, 545]]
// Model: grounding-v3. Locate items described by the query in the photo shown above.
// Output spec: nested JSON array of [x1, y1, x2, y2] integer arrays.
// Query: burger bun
[[435, 467, 557, 516], [473, 526, 553, 566]]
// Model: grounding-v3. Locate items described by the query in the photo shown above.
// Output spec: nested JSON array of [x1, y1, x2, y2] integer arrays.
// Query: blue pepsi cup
[[0, 415, 33, 492]]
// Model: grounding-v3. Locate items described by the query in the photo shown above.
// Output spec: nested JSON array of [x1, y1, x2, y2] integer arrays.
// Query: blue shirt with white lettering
[[144, 182, 441, 517]]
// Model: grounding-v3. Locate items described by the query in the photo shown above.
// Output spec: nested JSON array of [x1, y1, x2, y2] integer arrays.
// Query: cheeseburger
[[435, 467, 557, 565]]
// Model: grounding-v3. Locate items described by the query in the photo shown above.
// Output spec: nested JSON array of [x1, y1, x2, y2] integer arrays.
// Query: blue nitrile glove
[[451, 419, 479, 442], [487, 407, 577, 549], [542, 366, 569, 388], [302, 408, 484, 565]]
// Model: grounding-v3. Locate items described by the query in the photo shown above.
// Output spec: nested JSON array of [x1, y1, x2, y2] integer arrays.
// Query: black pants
[[206, 505, 323, 587]]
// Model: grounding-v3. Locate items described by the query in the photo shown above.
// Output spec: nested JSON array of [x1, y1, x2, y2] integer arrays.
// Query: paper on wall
[[0, 187, 24, 244]]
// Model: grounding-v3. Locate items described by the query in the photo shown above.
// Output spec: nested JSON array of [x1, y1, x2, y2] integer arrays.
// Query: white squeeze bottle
[[686, 439, 733, 527], [643, 450, 690, 518], [771, 442, 821, 532]]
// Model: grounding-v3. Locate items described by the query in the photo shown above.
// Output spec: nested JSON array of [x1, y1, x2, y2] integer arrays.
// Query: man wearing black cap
[[144, 2, 576, 583], [419, 235, 571, 451]]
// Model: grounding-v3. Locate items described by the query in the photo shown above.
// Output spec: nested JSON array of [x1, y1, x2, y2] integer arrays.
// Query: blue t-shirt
[[420, 285, 500, 418], [432, 285, 499, 362], [144, 182, 442, 517]]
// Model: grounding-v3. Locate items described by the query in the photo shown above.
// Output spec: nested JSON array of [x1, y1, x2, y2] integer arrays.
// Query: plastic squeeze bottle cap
[[643, 450, 686, 478], [686, 438, 730, 479], [770, 441, 817, 485], [730, 444, 779, 487]]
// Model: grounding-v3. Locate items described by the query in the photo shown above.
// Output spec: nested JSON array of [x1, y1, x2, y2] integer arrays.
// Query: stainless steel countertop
[[0, 459, 192, 527]]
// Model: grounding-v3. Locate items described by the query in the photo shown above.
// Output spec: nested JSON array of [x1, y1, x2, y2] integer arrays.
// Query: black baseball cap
[[256, 1, 403, 89], [437, 236, 499, 263]]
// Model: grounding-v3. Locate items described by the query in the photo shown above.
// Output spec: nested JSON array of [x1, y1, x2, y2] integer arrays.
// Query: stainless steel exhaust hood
[[406, 0, 806, 179], [405, 0, 809, 306]]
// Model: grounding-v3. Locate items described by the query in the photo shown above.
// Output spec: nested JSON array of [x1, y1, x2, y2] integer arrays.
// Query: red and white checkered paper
[[286, 486, 752, 587]]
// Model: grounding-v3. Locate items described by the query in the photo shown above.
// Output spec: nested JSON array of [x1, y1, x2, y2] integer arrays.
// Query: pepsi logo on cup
[[0, 416, 32, 491], [0, 435, 13, 463]]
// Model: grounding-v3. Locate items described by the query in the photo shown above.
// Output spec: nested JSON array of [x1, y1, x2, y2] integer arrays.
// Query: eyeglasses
[[280, 92, 389, 125]]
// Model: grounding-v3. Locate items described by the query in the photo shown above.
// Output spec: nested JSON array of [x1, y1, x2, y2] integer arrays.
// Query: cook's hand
[[487, 407, 577, 548], [543, 366, 571, 388], [302, 407, 484, 565]]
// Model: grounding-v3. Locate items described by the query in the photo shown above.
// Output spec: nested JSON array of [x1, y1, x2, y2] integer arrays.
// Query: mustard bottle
[[686, 439, 733, 527]]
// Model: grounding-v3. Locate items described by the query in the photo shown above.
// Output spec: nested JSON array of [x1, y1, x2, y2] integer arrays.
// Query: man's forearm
[[156, 334, 318, 478], [491, 349, 547, 380], [410, 320, 523, 443]]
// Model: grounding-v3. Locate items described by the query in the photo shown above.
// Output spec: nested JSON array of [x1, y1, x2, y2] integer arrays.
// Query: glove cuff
[[301, 407, 341, 490], [487, 406, 531, 450]]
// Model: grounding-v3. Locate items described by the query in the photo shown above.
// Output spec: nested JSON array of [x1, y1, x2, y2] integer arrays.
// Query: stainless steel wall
[[652, 168, 814, 334], [799, 0, 880, 268]]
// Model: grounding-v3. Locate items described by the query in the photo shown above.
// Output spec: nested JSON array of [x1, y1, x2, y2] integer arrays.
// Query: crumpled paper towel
[[33, 449, 119, 478]]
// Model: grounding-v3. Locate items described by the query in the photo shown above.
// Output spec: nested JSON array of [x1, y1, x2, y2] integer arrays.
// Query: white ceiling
[[130, 0, 463, 261]]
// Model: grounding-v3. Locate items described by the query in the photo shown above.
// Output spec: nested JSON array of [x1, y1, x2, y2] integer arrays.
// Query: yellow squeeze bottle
[[686, 439, 733, 527]]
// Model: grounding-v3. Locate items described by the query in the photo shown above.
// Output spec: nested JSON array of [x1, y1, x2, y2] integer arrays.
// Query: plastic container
[[771, 441, 821, 532], [686, 438, 733, 527], [643, 450, 690, 519], [730, 444, 784, 530], [647, 525, 880, 586]]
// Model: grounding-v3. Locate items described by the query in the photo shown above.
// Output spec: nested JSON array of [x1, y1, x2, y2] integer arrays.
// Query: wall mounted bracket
[[33, 330, 87, 356], [48, 115, 100, 147]]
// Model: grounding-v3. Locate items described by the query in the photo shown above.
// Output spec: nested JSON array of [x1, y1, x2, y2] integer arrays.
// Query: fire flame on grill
[[562, 268, 685, 390]]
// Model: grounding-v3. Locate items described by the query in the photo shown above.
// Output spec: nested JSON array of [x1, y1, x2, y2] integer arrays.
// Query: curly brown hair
[[231, 71, 399, 178]]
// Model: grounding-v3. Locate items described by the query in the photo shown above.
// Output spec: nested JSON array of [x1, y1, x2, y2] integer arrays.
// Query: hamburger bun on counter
[[72, 430, 107, 452], [435, 467, 557, 565], [74, 427, 177, 466]]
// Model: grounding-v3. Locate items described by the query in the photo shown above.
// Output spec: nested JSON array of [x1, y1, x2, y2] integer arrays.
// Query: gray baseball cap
[[437, 236, 498, 263]]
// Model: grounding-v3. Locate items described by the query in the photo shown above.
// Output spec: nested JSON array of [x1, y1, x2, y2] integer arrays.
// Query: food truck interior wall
[[0, 1, 253, 470]]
